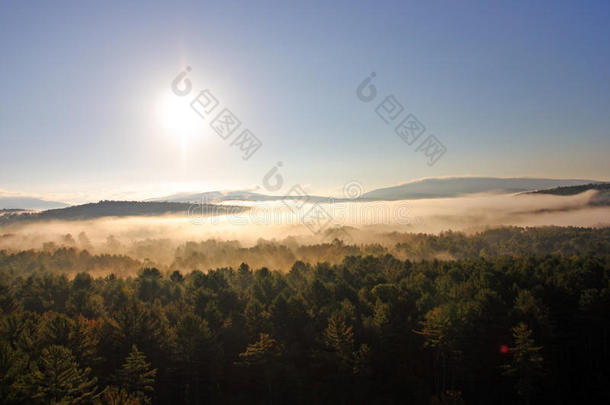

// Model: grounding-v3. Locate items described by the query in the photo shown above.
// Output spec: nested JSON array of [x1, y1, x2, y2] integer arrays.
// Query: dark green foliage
[[0, 227, 609, 403], [93, 387, 141, 405], [324, 315, 355, 371], [23, 345, 100, 404], [115, 345, 156, 404], [0, 201, 248, 226], [0, 341, 30, 404], [529, 183, 610, 205], [502, 323, 545, 404]]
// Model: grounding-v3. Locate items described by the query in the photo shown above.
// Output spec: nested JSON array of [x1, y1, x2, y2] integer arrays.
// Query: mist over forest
[[1, 189, 609, 403], [2, 0, 610, 403], [1, 223, 609, 403]]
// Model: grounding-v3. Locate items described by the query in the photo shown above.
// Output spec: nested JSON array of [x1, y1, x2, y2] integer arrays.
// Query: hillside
[[361, 177, 601, 200], [0, 200, 248, 225], [153, 177, 602, 203], [0, 196, 68, 210], [529, 183, 610, 206]]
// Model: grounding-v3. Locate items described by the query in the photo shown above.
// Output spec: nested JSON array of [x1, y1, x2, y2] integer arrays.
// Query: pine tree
[[236, 333, 282, 399], [237, 333, 280, 367], [115, 345, 157, 405], [37, 312, 99, 367], [352, 344, 372, 376], [324, 315, 355, 371], [416, 305, 462, 394], [94, 386, 142, 405], [25, 345, 99, 404], [502, 323, 544, 404], [0, 341, 30, 404]]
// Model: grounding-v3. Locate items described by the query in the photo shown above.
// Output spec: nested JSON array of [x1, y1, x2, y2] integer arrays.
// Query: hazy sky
[[1, 0, 609, 203]]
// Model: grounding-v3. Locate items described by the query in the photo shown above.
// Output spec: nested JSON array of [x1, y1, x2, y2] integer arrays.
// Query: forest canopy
[[0, 226, 609, 403]]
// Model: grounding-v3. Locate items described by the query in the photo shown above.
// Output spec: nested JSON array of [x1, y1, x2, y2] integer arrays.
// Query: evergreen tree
[[115, 345, 156, 405], [0, 341, 30, 404], [93, 386, 141, 405], [237, 333, 281, 367], [324, 315, 355, 372], [37, 312, 99, 367], [502, 323, 545, 404], [24, 345, 99, 404], [172, 313, 220, 402], [236, 333, 282, 399]]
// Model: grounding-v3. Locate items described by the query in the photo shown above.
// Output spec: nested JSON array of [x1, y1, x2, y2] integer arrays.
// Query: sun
[[157, 93, 203, 139]]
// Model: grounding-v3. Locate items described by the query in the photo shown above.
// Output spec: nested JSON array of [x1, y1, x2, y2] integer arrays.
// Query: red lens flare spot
[[500, 345, 510, 354]]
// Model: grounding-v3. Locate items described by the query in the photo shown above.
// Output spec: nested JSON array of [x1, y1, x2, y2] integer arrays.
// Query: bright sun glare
[[157, 94, 202, 140]]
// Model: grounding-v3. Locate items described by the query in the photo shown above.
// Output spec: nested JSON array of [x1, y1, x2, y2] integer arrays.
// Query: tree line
[[0, 248, 608, 402]]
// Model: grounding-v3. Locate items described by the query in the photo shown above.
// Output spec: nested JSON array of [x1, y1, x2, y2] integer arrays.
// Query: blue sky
[[1, 0, 609, 203]]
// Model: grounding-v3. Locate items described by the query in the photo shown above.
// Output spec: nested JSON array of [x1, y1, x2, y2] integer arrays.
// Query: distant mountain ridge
[[153, 177, 604, 203], [2, 178, 605, 218], [0, 196, 68, 210], [360, 177, 604, 200], [529, 183, 610, 195], [0, 200, 248, 226], [528, 183, 610, 206], [148, 190, 334, 203]]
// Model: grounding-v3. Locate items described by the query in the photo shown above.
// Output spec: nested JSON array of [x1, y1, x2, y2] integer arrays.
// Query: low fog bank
[[0, 191, 608, 273]]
